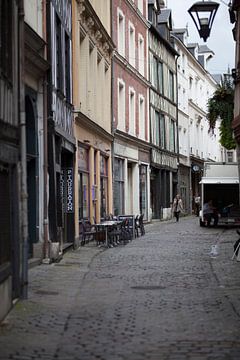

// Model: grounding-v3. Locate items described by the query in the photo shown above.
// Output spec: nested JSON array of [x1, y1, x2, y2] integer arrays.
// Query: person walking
[[194, 194, 201, 217], [172, 194, 184, 222]]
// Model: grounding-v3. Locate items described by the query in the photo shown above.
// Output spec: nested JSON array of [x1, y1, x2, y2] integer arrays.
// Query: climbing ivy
[[207, 82, 236, 150]]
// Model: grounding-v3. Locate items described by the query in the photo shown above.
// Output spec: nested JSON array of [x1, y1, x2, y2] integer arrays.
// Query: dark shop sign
[[60, 168, 74, 213]]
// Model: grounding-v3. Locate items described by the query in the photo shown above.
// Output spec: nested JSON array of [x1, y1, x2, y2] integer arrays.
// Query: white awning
[[200, 177, 239, 184]]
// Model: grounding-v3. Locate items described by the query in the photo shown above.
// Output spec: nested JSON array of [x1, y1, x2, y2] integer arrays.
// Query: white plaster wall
[[24, 0, 43, 36]]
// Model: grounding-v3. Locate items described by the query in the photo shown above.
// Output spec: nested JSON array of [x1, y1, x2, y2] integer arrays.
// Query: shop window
[[114, 158, 124, 215], [78, 146, 89, 219], [100, 155, 108, 218], [139, 165, 147, 219]]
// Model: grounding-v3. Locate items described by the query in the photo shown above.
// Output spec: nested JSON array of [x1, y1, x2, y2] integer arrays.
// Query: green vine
[[207, 82, 236, 150]]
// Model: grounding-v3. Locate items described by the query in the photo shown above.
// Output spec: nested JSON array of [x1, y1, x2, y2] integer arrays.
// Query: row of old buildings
[[0, 0, 235, 321]]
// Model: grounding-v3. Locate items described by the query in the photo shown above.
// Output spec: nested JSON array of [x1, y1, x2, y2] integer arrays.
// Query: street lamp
[[188, 1, 220, 42]]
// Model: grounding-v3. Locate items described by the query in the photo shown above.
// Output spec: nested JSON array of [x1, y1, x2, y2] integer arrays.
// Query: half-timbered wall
[[50, 0, 73, 136], [0, 0, 18, 127], [149, 32, 177, 154]]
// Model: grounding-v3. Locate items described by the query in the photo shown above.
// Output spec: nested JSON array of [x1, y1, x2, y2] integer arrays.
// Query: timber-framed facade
[[47, 0, 75, 254], [148, 4, 179, 220]]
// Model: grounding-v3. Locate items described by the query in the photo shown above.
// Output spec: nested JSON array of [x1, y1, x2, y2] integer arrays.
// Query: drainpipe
[[19, 0, 28, 299], [42, 0, 50, 262], [110, 0, 115, 216], [175, 53, 180, 195]]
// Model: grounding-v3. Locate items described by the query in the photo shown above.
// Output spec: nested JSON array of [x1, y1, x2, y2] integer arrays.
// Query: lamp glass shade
[[188, 1, 219, 42]]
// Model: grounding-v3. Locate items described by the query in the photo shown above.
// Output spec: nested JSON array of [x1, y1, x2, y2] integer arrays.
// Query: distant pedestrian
[[194, 194, 201, 217], [172, 194, 184, 222]]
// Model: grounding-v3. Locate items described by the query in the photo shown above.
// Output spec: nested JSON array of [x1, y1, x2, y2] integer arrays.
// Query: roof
[[172, 28, 187, 34], [198, 45, 214, 54], [187, 43, 198, 49], [157, 8, 171, 23], [211, 74, 222, 84]]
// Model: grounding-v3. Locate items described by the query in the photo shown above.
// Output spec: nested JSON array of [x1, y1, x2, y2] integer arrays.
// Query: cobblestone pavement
[[1, 216, 240, 360]]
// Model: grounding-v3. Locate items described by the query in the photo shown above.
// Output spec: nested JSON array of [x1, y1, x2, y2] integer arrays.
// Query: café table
[[95, 220, 122, 248]]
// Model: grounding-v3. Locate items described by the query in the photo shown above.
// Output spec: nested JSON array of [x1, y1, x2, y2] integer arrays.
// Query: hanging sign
[[66, 168, 74, 213]]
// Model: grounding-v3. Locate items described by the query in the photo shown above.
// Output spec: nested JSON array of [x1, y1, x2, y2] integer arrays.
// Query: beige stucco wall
[[72, 1, 112, 134], [89, 0, 111, 34], [72, 0, 113, 238]]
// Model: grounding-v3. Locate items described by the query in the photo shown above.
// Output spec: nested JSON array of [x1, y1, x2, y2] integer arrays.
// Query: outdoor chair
[[81, 219, 98, 246]]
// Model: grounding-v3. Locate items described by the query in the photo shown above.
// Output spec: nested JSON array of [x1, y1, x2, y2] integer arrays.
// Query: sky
[[166, 0, 235, 74]]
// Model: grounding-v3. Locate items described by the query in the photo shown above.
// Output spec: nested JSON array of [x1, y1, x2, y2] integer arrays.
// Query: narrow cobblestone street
[[1, 216, 240, 360]]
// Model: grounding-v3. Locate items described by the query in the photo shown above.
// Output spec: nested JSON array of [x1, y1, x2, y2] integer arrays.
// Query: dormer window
[[148, 4, 157, 26]]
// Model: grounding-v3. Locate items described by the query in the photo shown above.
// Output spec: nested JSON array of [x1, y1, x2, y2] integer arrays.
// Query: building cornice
[[75, 111, 113, 143], [114, 129, 151, 151], [171, 34, 217, 86], [114, 52, 150, 87], [77, 0, 115, 63], [188, 99, 207, 118]]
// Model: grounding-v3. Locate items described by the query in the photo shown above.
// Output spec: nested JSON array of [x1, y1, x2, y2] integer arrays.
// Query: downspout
[[19, 0, 28, 299], [42, 0, 50, 262], [111, 0, 115, 216], [175, 52, 180, 194]]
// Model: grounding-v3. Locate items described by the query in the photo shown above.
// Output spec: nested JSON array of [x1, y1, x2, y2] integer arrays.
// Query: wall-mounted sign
[[66, 168, 74, 213], [60, 168, 74, 213]]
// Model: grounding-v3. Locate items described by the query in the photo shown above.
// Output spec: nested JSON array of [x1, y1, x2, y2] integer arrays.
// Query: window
[[155, 111, 160, 146], [118, 79, 125, 131], [227, 151, 233, 163], [170, 119, 176, 152], [78, 146, 89, 219], [139, 165, 147, 219], [138, 34, 144, 76], [56, 15, 62, 90], [129, 88, 135, 135], [139, 96, 145, 139], [169, 70, 174, 101], [158, 61, 164, 94], [65, 32, 71, 102], [152, 56, 158, 89], [100, 155, 108, 218], [138, 0, 143, 13], [118, 9, 125, 57], [151, 56, 163, 94], [114, 158, 125, 215], [154, 111, 165, 148], [0, 0, 13, 81], [129, 23, 135, 67], [160, 114, 166, 149]]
